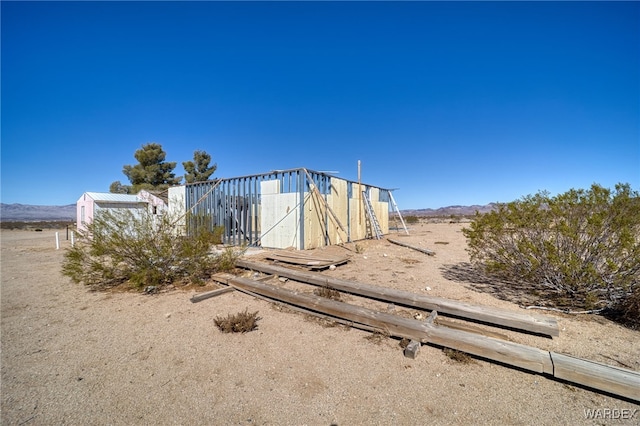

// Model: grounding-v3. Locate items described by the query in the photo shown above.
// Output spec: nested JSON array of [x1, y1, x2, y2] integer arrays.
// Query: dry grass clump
[[443, 348, 475, 364], [313, 286, 342, 301], [365, 330, 389, 344], [303, 314, 341, 328], [214, 309, 261, 333]]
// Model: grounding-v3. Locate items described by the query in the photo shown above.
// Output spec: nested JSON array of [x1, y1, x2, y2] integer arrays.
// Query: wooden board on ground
[[388, 238, 435, 256], [190, 285, 235, 303], [213, 273, 640, 403], [264, 251, 351, 270], [236, 259, 560, 337]]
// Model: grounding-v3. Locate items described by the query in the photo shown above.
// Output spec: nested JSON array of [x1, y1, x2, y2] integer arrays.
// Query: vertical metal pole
[[245, 178, 253, 244], [299, 170, 305, 250], [232, 179, 237, 246], [358, 160, 362, 227], [347, 182, 352, 243], [242, 178, 248, 244], [254, 176, 259, 246], [223, 180, 228, 245], [323, 174, 329, 246]]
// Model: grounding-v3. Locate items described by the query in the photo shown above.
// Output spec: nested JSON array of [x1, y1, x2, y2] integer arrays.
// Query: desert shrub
[[62, 209, 242, 290], [404, 215, 419, 225], [217, 246, 245, 272], [463, 183, 639, 310], [214, 309, 261, 333], [186, 211, 224, 244], [607, 285, 640, 330]]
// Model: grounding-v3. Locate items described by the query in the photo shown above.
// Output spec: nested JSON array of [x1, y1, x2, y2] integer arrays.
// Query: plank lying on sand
[[213, 274, 640, 402], [264, 251, 350, 269], [550, 352, 640, 402], [190, 286, 234, 303], [235, 259, 559, 337], [387, 238, 435, 256], [214, 273, 553, 373]]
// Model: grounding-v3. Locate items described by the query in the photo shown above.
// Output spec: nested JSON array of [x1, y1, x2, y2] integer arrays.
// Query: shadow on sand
[[440, 262, 563, 307]]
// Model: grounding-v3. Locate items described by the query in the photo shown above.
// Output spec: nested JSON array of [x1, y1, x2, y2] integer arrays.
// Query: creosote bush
[[404, 215, 420, 225], [608, 285, 640, 330], [62, 209, 243, 290], [463, 183, 639, 318], [214, 309, 261, 333]]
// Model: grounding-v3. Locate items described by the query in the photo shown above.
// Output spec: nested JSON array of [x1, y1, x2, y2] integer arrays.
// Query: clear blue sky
[[2, 1, 638, 209]]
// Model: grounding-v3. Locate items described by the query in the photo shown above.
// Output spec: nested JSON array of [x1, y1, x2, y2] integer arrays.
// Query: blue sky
[[2, 1, 638, 209]]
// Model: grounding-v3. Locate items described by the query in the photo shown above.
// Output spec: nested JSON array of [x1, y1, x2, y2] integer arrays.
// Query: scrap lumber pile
[[204, 259, 639, 402]]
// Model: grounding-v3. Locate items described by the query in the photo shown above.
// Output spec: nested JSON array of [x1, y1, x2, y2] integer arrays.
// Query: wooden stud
[[215, 273, 639, 402], [190, 286, 234, 303], [236, 259, 560, 337], [387, 238, 435, 256]]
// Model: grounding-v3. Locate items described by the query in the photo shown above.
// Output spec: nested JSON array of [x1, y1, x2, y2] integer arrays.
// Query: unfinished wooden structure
[[168, 168, 394, 249]]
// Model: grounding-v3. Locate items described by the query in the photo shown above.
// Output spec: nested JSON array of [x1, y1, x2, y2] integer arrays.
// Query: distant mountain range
[[400, 203, 498, 217], [0, 203, 76, 221], [0, 202, 496, 222]]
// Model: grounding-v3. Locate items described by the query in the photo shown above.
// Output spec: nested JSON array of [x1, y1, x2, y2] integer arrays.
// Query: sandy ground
[[1, 223, 639, 425]]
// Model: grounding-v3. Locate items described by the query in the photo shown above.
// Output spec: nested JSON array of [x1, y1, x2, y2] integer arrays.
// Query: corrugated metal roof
[[84, 192, 144, 203]]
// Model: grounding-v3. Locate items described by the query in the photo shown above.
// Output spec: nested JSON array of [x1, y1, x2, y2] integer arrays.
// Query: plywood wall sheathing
[[304, 191, 324, 250], [329, 178, 348, 245], [260, 180, 302, 249]]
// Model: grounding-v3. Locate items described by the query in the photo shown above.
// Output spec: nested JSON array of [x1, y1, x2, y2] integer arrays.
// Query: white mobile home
[[76, 190, 166, 232]]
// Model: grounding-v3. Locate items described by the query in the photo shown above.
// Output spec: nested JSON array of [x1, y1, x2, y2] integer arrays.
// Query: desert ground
[[1, 222, 639, 425]]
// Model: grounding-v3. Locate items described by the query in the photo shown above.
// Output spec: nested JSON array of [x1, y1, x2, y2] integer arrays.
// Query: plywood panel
[[349, 197, 367, 241], [260, 187, 301, 249], [261, 180, 280, 195], [304, 191, 325, 250], [328, 178, 348, 244], [373, 200, 389, 234]]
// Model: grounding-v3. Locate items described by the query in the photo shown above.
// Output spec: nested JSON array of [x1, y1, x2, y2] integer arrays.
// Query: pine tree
[[182, 150, 217, 184], [121, 143, 182, 192]]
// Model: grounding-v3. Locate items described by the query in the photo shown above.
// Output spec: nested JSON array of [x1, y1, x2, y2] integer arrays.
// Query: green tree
[[463, 183, 639, 311], [109, 180, 131, 194], [122, 143, 182, 193], [182, 150, 217, 184]]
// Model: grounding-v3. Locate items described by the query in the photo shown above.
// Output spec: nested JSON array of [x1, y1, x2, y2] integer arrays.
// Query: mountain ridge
[[1, 202, 497, 221], [1, 203, 76, 221], [400, 203, 498, 217]]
